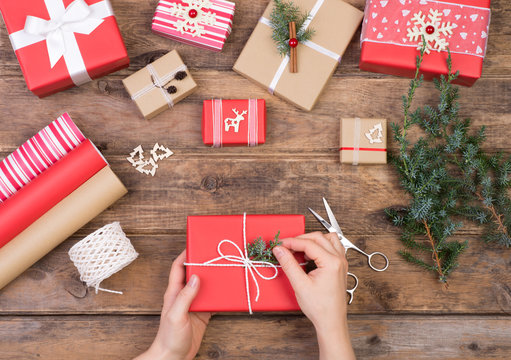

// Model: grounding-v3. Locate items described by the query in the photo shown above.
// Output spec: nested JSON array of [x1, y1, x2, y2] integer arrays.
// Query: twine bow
[[184, 213, 279, 314]]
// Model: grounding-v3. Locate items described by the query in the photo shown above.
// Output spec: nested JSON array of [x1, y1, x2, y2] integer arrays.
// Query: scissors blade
[[322, 197, 343, 236], [308, 208, 339, 235]]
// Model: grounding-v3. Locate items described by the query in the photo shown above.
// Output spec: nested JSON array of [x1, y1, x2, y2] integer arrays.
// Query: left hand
[[135, 250, 211, 360]]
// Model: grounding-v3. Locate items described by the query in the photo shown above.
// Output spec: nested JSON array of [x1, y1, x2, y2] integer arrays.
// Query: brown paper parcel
[[340, 118, 387, 165], [123, 50, 197, 120], [0, 167, 127, 291], [233, 0, 363, 112]]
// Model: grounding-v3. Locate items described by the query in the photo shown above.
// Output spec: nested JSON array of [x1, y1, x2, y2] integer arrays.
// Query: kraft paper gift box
[[186, 214, 306, 312], [233, 0, 363, 112], [359, 0, 491, 87], [202, 99, 266, 147], [0, 0, 129, 97], [122, 50, 198, 120], [152, 0, 235, 52], [340, 118, 387, 165]]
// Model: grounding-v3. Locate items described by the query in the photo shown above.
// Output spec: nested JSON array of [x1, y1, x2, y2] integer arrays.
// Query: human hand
[[135, 250, 211, 360], [273, 232, 355, 360]]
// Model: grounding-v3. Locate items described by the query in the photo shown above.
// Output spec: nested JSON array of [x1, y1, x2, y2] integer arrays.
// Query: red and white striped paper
[[0, 113, 85, 202], [152, 0, 235, 52]]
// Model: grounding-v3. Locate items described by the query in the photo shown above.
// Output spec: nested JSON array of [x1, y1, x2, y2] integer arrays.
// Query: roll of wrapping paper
[[0, 140, 108, 247], [0, 166, 127, 290]]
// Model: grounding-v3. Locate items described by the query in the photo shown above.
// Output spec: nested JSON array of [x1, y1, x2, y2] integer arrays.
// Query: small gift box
[[122, 50, 197, 120], [233, 0, 363, 111], [186, 214, 305, 312], [340, 118, 387, 165], [152, 0, 235, 52], [359, 0, 491, 86], [0, 0, 129, 97], [202, 99, 266, 147]]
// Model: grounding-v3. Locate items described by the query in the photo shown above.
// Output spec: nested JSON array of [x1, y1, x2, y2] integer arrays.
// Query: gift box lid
[[233, 0, 363, 111], [122, 50, 197, 120], [186, 214, 305, 312]]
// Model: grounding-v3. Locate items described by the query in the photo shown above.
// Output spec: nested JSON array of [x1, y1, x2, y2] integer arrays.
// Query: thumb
[[169, 274, 200, 317], [273, 246, 308, 290]]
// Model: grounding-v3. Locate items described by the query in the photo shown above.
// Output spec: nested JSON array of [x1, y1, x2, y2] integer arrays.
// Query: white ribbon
[[185, 213, 298, 314], [259, 0, 342, 94], [9, 0, 113, 85]]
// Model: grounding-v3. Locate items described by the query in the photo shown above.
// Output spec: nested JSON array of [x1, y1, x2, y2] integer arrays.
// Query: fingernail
[[273, 246, 284, 259], [188, 274, 198, 288]]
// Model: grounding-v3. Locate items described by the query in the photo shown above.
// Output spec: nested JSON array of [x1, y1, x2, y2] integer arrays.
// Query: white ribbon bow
[[9, 0, 114, 86], [24, 0, 104, 68]]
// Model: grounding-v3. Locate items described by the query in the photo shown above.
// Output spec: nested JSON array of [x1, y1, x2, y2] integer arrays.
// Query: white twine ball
[[69, 222, 138, 294]]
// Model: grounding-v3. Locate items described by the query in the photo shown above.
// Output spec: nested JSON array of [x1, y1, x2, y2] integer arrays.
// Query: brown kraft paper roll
[[0, 167, 127, 290]]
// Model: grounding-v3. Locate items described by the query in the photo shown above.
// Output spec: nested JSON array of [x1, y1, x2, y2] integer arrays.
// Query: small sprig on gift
[[269, 0, 315, 57], [247, 231, 282, 264]]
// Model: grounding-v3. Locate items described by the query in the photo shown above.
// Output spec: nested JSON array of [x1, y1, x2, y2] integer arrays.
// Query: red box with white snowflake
[[202, 99, 266, 147], [359, 0, 491, 86], [152, 0, 235, 52]]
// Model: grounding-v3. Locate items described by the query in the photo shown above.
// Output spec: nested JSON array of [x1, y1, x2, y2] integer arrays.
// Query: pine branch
[[269, 0, 315, 56], [246, 231, 282, 264]]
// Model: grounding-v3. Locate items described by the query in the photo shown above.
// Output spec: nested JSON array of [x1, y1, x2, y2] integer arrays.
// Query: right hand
[[272, 232, 355, 360]]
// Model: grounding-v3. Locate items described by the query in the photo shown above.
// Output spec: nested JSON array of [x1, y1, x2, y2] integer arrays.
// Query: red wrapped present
[[202, 99, 266, 147], [152, 0, 235, 52], [186, 214, 305, 313], [0, 0, 129, 97], [359, 0, 491, 86]]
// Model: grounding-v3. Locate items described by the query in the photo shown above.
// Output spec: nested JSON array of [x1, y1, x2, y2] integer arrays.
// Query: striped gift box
[[152, 0, 235, 52], [0, 113, 85, 202]]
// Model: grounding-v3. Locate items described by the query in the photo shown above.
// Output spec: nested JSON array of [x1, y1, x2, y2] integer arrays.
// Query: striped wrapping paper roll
[[0, 113, 85, 203], [152, 0, 235, 52]]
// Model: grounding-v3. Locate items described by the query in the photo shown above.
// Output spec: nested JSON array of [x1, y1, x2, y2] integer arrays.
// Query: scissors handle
[[366, 251, 389, 272], [346, 272, 358, 305]]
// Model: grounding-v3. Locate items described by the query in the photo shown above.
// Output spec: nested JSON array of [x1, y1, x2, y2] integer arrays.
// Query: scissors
[[308, 198, 389, 304]]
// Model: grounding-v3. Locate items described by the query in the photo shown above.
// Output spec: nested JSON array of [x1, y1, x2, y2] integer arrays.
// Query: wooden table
[[0, 0, 510, 359]]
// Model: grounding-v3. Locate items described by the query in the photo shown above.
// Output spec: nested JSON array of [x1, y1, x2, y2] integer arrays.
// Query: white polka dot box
[[359, 0, 491, 87]]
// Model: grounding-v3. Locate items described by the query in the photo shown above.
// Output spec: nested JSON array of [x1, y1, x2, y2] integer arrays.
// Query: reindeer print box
[[340, 118, 387, 165], [202, 99, 266, 147]]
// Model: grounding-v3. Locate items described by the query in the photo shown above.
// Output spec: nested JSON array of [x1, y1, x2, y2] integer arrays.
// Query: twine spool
[[69, 222, 138, 294]]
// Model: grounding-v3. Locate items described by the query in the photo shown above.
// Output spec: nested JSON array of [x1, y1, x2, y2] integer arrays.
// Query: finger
[[169, 274, 200, 318], [324, 232, 345, 256], [296, 232, 337, 255], [163, 251, 187, 310], [273, 246, 309, 290], [279, 238, 335, 267]]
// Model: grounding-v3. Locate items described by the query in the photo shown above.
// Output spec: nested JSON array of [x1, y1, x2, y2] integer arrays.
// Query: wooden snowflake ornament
[[169, 0, 216, 37], [407, 9, 455, 53]]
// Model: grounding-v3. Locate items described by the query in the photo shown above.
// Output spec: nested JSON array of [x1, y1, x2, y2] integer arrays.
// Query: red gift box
[[0, 0, 129, 97], [359, 0, 491, 86], [186, 214, 305, 313], [202, 99, 266, 147]]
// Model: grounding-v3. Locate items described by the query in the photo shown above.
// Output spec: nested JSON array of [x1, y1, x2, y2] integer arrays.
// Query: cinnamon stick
[[289, 21, 297, 73]]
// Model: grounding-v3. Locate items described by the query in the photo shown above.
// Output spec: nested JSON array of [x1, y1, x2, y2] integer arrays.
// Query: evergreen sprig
[[269, 0, 315, 56], [387, 38, 511, 286], [246, 231, 281, 264]]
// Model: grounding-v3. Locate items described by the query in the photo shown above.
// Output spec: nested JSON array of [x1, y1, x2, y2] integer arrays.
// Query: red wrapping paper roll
[[0, 139, 107, 247]]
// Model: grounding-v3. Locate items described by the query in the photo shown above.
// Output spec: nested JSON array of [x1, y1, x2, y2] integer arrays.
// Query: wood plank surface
[[0, 315, 509, 359], [0, 0, 510, 358]]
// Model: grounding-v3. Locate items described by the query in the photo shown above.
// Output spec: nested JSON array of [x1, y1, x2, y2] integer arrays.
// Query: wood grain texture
[[0, 0, 510, 358], [0, 315, 510, 359]]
